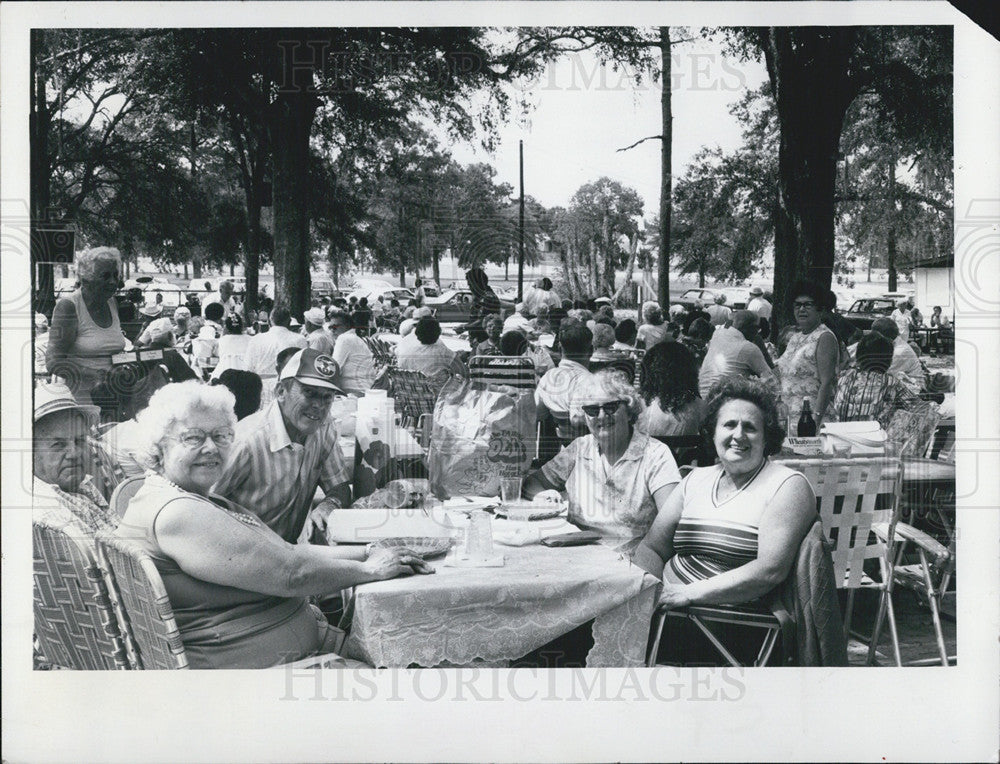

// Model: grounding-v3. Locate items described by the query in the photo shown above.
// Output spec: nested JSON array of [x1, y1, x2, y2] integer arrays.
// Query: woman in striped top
[[634, 378, 816, 612]]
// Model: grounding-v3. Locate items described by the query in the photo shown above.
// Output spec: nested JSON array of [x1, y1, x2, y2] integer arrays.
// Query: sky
[[447, 33, 769, 217]]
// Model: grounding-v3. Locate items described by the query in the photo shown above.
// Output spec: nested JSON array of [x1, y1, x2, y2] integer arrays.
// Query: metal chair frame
[[647, 457, 900, 667]]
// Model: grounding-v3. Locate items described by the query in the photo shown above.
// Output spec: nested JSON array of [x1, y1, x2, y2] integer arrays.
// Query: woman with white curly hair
[[523, 370, 682, 552], [115, 380, 431, 669], [637, 300, 671, 350], [47, 246, 127, 405]]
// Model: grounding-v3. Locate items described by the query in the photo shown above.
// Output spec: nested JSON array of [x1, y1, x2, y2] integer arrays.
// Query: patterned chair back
[[95, 532, 189, 670], [33, 520, 130, 669], [468, 355, 536, 391]]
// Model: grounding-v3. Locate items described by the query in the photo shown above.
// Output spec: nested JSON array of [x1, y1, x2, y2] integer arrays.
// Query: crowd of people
[[31, 246, 948, 669]]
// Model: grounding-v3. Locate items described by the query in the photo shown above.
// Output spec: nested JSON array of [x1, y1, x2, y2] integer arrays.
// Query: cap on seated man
[[213, 348, 353, 544], [33, 382, 117, 535]]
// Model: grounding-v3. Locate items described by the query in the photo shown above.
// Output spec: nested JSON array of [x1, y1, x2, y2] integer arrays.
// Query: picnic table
[[341, 538, 659, 668]]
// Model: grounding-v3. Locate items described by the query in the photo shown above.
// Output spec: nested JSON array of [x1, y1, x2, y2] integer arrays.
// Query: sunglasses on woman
[[169, 428, 236, 449], [581, 400, 626, 418]]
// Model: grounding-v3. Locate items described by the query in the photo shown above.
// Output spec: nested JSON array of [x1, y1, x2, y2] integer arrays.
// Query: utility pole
[[518, 139, 525, 301]]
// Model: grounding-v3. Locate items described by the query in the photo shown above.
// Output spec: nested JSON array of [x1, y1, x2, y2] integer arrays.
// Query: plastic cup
[[500, 477, 524, 504]]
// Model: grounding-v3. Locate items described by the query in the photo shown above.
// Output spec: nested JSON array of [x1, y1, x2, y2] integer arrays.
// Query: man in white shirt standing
[[747, 286, 773, 322], [303, 307, 335, 355], [698, 311, 776, 397], [523, 276, 562, 316], [890, 298, 912, 343], [203, 279, 237, 319]]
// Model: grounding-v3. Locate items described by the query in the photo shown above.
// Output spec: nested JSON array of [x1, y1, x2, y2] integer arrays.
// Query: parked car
[[843, 297, 897, 331], [347, 284, 415, 305], [675, 287, 748, 310], [311, 279, 337, 300], [424, 289, 476, 323], [881, 291, 915, 304]]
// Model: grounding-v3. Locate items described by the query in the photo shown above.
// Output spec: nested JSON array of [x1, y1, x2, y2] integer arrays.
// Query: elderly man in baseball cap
[[213, 348, 354, 544], [32, 382, 117, 535]]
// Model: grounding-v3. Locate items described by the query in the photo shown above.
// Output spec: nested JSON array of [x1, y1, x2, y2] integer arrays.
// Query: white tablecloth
[[342, 543, 660, 668]]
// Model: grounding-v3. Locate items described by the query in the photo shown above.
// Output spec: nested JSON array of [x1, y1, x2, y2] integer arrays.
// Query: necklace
[[713, 459, 767, 506], [149, 470, 261, 528]]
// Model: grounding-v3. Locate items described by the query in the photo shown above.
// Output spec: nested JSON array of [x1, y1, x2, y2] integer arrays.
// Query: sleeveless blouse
[[65, 289, 126, 371], [776, 323, 839, 424], [667, 460, 811, 584], [115, 473, 322, 669]]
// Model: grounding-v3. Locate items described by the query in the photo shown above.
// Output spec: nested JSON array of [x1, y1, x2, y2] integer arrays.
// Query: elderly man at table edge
[[213, 347, 354, 547]]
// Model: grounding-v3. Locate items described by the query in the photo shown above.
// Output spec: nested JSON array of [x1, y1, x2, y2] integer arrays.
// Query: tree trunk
[[658, 27, 673, 308], [183, 263, 189, 280], [31, 30, 55, 316], [243, 187, 262, 323], [193, 257, 203, 280], [268, 92, 319, 317], [887, 155, 898, 292], [761, 27, 856, 332], [432, 246, 441, 288]]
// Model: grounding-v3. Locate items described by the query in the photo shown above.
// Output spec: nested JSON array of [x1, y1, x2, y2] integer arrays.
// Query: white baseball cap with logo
[[278, 348, 344, 393]]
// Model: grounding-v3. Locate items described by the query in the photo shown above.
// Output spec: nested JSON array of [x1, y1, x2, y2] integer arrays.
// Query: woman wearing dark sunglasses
[[523, 370, 682, 552], [115, 380, 431, 669]]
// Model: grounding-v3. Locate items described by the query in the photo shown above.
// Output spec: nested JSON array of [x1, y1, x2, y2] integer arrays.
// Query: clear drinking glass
[[500, 477, 523, 505]]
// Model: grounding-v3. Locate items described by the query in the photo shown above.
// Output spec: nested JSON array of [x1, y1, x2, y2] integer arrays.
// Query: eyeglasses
[[793, 300, 816, 309], [168, 428, 235, 449], [581, 400, 626, 418]]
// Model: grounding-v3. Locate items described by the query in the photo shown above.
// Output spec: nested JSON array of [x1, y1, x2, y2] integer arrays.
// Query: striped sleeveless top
[[666, 460, 811, 584]]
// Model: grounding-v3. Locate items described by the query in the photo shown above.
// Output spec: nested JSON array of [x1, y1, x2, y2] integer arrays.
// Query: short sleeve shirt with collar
[[889, 337, 924, 394], [535, 359, 593, 415], [33, 476, 118, 536], [331, 329, 376, 394], [212, 401, 350, 543], [539, 429, 681, 551], [698, 326, 775, 397], [747, 296, 773, 320], [395, 338, 458, 377], [243, 325, 308, 377]]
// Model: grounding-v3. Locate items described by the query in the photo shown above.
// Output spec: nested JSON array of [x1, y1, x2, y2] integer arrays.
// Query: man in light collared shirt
[[395, 317, 465, 378], [871, 317, 923, 394], [747, 286, 772, 321], [243, 305, 308, 377], [890, 299, 912, 343], [536, 321, 594, 443], [213, 348, 353, 543], [328, 309, 376, 395], [503, 302, 536, 337], [698, 311, 776, 397]]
